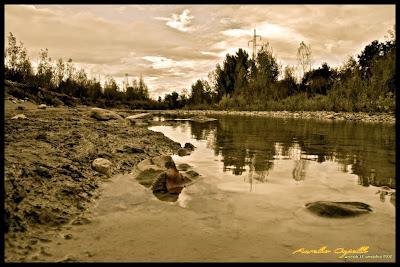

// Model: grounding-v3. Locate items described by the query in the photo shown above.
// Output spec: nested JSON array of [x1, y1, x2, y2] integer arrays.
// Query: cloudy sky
[[5, 5, 395, 99]]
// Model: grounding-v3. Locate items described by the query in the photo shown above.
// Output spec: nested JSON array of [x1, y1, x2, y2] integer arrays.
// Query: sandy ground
[[4, 97, 180, 262]]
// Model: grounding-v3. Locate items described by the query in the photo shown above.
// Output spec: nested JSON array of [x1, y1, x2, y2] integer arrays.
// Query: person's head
[[165, 161, 176, 170]]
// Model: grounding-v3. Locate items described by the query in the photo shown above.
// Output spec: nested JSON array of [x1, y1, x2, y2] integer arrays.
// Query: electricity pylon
[[248, 29, 262, 60]]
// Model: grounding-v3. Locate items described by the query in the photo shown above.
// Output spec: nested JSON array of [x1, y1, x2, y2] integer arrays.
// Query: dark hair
[[165, 161, 176, 169]]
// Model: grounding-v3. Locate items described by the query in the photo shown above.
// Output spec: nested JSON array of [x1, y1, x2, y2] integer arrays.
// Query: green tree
[[138, 74, 149, 100], [103, 76, 119, 102], [36, 48, 54, 89], [301, 63, 336, 95], [126, 86, 135, 101], [55, 58, 66, 87], [249, 43, 280, 100], [282, 66, 298, 96], [233, 49, 250, 91], [5, 32, 33, 82], [190, 79, 214, 105], [164, 91, 180, 109], [358, 40, 382, 79]]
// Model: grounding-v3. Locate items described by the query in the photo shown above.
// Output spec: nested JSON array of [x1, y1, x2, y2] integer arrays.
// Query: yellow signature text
[[293, 246, 369, 258]]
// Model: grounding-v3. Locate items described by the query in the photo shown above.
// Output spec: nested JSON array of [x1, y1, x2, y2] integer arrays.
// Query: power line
[[248, 29, 262, 61]]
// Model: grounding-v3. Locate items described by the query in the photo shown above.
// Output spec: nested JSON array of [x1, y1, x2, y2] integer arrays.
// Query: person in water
[[151, 161, 190, 194]]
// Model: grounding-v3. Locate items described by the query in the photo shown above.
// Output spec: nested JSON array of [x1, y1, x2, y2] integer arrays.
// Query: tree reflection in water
[[186, 116, 395, 189]]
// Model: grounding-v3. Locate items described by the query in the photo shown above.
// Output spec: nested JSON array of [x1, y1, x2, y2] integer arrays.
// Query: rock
[[376, 186, 396, 204], [59, 164, 83, 181], [11, 114, 27, 120], [136, 158, 164, 173], [136, 168, 165, 188], [305, 201, 372, 218], [64, 234, 73, 240], [184, 170, 200, 179], [35, 166, 52, 179], [16, 105, 25, 110], [184, 142, 195, 151], [97, 151, 113, 159], [92, 158, 112, 176], [71, 217, 91, 225], [38, 104, 47, 109], [178, 148, 190, 157], [177, 163, 191, 171], [121, 145, 144, 154], [126, 113, 151, 126], [189, 115, 217, 123], [135, 156, 176, 188], [90, 107, 123, 121], [151, 155, 176, 169]]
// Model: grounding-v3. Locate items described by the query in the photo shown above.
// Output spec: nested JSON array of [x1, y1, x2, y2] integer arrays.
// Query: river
[[42, 115, 395, 262]]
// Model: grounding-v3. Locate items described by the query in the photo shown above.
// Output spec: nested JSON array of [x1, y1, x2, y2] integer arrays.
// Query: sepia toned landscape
[[4, 4, 396, 262]]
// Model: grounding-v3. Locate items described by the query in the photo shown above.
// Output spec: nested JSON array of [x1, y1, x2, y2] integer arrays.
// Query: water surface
[[147, 115, 395, 261], [42, 115, 395, 262]]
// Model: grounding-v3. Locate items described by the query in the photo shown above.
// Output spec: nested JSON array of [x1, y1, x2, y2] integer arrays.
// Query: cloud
[[221, 28, 250, 38], [5, 4, 395, 98], [142, 56, 196, 71], [154, 9, 194, 32]]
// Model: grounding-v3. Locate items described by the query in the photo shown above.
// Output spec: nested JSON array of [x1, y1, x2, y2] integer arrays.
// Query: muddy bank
[[151, 110, 395, 124], [4, 98, 180, 262]]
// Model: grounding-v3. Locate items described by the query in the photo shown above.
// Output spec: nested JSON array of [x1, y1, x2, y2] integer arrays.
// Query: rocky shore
[[151, 110, 395, 124], [4, 98, 181, 262]]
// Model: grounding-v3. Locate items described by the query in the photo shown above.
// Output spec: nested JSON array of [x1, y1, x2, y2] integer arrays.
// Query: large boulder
[[92, 158, 113, 177], [90, 107, 123, 121], [305, 201, 373, 218]]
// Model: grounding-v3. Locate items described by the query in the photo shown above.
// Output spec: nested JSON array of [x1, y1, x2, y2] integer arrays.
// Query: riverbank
[[4, 97, 181, 262], [151, 110, 395, 124]]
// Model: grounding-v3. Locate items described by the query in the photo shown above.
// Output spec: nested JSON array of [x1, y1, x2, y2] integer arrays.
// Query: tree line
[[5, 27, 396, 112], [178, 26, 395, 112], [4, 32, 168, 109]]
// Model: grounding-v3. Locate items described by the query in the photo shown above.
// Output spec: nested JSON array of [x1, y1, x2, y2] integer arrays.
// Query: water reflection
[[180, 116, 395, 189]]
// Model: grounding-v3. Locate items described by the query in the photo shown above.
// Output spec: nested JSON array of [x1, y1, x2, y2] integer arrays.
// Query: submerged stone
[[177, 163, 191, 171], [184, 143, 195, 151], [305, 201, 373, 218], [178, 148, 190, 157]]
